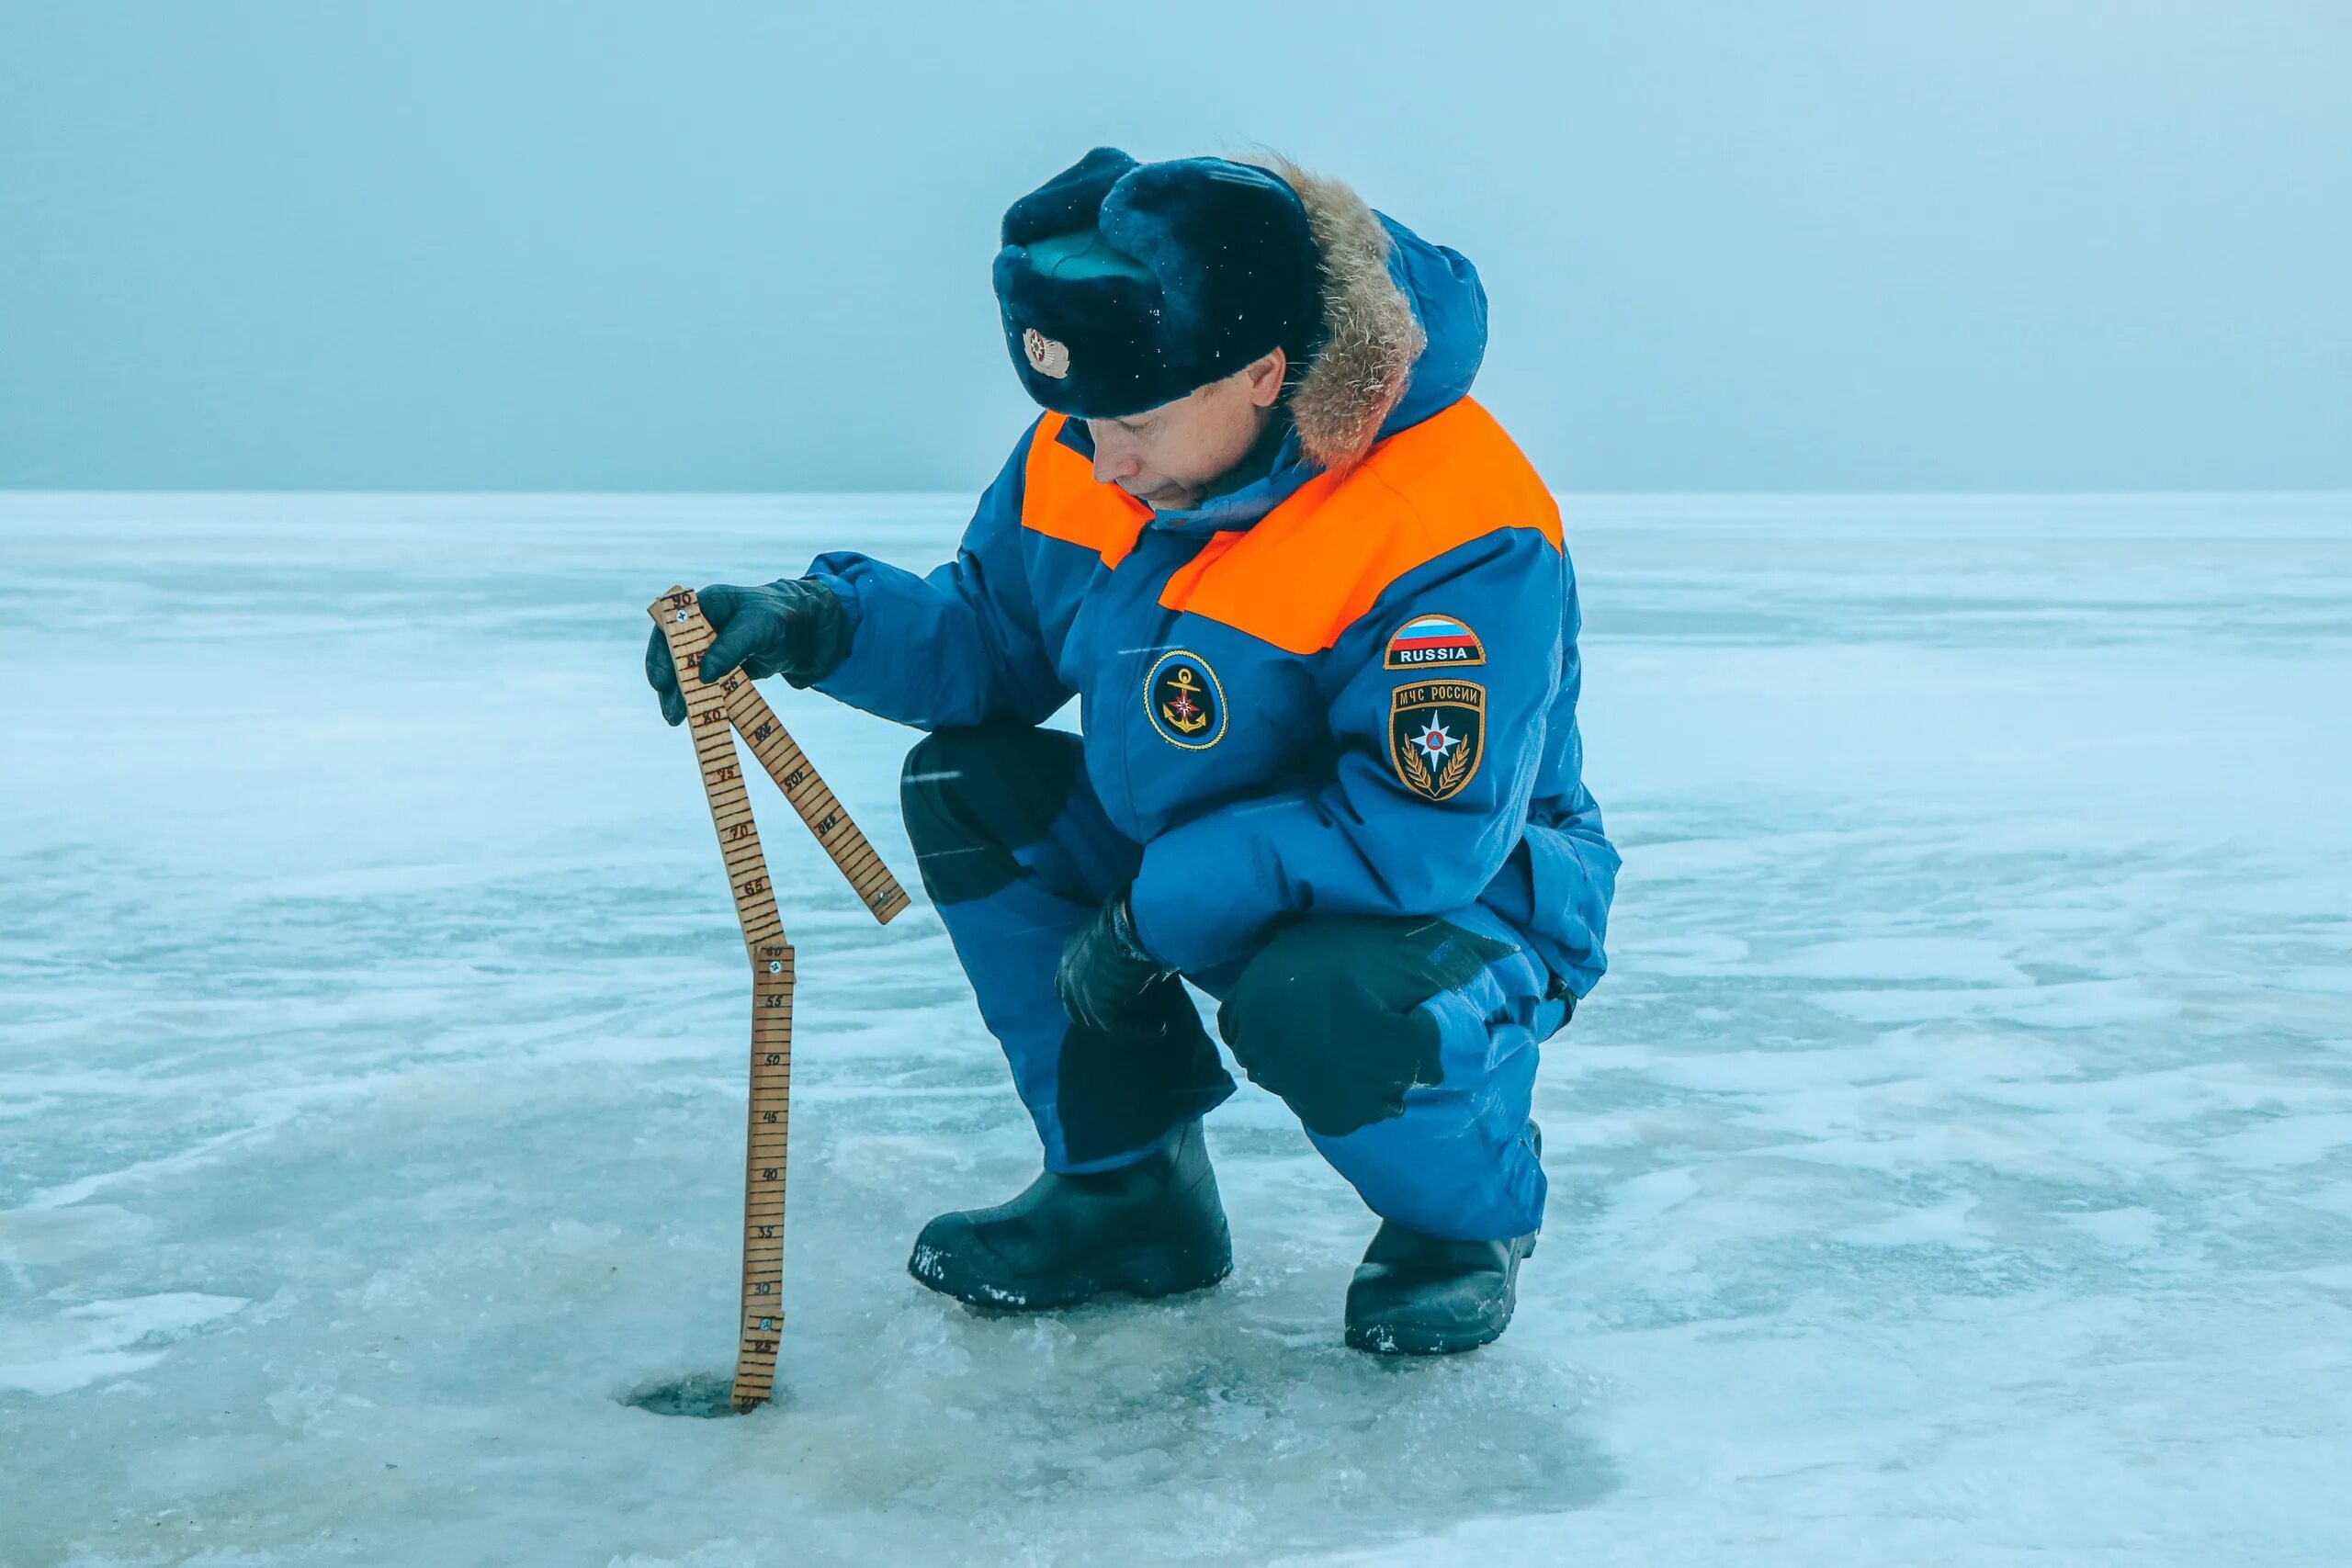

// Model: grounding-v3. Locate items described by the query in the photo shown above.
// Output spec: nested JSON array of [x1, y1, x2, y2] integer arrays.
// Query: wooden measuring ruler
[[649, 586, 910, 1411]]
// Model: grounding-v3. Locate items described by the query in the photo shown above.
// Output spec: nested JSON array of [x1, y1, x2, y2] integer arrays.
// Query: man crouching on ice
[[647, 149, 1619, 1354]]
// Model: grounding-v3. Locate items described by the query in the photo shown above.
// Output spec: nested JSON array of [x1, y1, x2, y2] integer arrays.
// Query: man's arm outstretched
[[646, 420, 1071, 733]]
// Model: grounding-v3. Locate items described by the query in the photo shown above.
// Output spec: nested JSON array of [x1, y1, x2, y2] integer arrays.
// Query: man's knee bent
[[1216, 915, 1514, 1139], [899, 725, 1085, 904]]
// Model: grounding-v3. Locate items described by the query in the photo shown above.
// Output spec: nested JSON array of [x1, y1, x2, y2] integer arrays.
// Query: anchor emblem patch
[[1144, 650, 1227, 750]]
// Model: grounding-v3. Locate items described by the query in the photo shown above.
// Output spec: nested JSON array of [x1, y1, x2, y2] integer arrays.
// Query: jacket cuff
[[792, 566, 865, 693], [1125, 818, 1273, 977], [1108, 891, 1173, 976], [775, 575, 854, 688]]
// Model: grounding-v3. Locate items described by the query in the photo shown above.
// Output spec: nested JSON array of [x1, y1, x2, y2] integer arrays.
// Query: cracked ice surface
[[3, 492, 2349, 1566]]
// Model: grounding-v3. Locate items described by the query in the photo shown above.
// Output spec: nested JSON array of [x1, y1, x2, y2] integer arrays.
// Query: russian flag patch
[[1382, 613, 1487, 671]]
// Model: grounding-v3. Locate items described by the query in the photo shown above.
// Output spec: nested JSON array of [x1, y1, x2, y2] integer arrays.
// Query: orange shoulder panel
[[1159, 397, 1562, 655], [1020, 412, 1150, 570]]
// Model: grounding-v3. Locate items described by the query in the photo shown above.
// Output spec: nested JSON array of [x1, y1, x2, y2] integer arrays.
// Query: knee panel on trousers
[[899, 725, 1085, 905], [1217, 915, 1520, 1139]]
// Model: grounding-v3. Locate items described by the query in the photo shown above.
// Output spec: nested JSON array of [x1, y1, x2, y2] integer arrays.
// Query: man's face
[[1086, 348, 1287, 510]]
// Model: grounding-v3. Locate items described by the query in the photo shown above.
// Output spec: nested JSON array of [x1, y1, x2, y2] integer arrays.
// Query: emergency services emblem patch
[[1388, 680, 1485, 802], [1383, 613, 1486, 671], [1145, 649, 1227, 750]]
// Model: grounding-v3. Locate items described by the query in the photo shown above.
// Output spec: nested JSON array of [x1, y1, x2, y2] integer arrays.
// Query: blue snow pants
[[900, 725, 1568, 1244]]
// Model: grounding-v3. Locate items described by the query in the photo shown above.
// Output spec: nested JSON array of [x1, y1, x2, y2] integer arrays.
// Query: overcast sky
[[2, 1, 2346, 492]]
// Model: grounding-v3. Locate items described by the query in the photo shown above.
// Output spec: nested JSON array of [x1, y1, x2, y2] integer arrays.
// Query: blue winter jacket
[[802, 209, 1617, 998]]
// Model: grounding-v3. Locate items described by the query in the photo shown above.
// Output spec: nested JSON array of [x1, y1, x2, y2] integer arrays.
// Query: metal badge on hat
[[1023, 327, 1071, 378]]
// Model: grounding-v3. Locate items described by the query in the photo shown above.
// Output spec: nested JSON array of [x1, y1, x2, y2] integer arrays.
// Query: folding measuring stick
[[648, 586, 910, 1411]]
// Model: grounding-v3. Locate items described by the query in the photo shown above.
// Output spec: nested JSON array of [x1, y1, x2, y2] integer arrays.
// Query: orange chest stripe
[[1160, 398, 1562, 654], [1020, 412, 1149, 570], [1016, 398, 1561, 654], [1157, 528, 1246, 604]]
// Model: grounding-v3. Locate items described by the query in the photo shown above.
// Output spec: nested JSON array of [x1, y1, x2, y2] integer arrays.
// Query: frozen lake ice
[[3, 491, 2348, 1566]]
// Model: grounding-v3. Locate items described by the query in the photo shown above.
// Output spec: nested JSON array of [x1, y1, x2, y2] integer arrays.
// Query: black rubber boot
[[907, 1117, 1232, 1311], [1343, 1122, 1543, 1355]]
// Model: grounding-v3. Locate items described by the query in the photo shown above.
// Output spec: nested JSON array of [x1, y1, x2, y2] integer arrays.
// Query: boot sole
[[1342, 1302, 1510, 1356], [909, 1243, 1233, 1313], [1343, 1235, 1533, 1356]]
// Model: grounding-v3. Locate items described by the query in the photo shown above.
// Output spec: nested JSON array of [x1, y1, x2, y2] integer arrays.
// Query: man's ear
[[1244, 347, 1288, 408]]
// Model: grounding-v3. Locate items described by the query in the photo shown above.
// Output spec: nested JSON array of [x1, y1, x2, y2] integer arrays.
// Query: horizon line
[[5, 486, 2349, 504]]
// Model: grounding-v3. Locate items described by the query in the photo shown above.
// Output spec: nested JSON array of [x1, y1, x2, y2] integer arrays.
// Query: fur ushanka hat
[[992, 147, 1325, 421]]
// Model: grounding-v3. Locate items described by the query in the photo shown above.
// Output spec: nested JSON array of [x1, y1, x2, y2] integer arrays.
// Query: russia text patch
[[1383, 613, 1486, 670]]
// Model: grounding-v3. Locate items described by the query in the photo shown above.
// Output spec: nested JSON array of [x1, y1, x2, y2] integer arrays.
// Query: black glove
[[1056, 892, 1173, 1034], [645, 579, 851, 726]]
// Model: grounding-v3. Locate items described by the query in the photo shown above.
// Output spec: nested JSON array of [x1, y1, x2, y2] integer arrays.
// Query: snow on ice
[[2, 492, 2348, 1565]]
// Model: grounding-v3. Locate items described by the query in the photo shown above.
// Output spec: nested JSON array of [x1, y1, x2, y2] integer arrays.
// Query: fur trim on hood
[[1253, 156, 1429, 479]]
